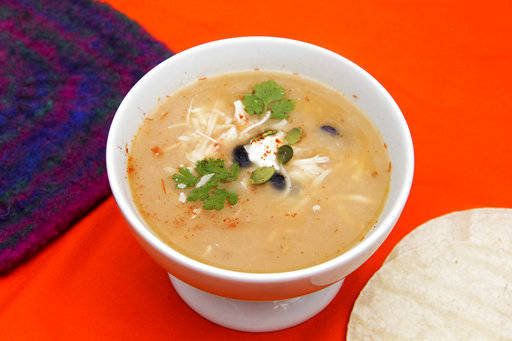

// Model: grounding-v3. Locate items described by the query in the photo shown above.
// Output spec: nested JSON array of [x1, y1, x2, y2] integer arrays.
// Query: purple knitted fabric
[[0, 0, 172, 273]]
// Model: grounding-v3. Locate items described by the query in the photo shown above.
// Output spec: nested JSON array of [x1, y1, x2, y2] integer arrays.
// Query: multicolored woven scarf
[[0, 0, 173, 273]]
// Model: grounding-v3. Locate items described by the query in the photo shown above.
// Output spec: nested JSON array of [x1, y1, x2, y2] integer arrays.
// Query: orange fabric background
[[2, 0, 512, 339]]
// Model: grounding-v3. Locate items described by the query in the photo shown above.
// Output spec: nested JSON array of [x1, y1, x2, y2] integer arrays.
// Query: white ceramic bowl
[[106, 37, 413, 305]]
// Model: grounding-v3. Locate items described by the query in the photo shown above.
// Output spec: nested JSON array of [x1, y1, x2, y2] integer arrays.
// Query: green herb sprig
[[172, 168, 200, 188], [203, 189, 238, 210], [172, 158, 239, 210], [242, 80, 295, 119]]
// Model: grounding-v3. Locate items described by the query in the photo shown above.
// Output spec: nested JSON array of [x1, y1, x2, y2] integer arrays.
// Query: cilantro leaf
[[202, 189, 238, 210], [226, 190, 238, 205], [195, 158, 228, 177], [242, 80, 295, 120], [242, 94, 264, 115], [172, 168, 200, 188], [270, 98, 295, 119], [195, 158, 240, 182], [228, 162, 240, 181], [187, 180, 216, 201], [253, 80, 285, 107], [174, 159, 241, 210]]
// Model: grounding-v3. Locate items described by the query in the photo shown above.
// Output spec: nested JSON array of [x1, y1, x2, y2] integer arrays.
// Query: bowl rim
[[106, 36, 414, 283]]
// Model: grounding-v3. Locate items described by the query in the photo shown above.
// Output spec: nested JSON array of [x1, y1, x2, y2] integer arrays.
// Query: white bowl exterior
[[106, 37, 414, 300]]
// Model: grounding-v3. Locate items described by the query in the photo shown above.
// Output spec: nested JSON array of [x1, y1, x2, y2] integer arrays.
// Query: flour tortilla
[[386, 208, 512, 263], [347, 208, 512, 340]]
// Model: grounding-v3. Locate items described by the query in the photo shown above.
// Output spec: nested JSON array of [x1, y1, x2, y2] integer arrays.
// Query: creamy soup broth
[[128, 71, 390, 273]]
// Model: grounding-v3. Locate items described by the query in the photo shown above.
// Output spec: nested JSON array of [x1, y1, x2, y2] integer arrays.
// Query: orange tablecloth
[[2, 1, 512, 339]]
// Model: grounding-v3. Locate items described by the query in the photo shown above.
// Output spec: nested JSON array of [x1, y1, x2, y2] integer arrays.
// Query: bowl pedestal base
[[169, 275, 343, 332]]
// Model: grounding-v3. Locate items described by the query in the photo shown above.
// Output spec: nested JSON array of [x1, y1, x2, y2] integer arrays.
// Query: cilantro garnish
[[254, 80, 286, 107], [195, 158, 240, 181], [202, 189, 238, 210], [173, 158, 240, 210], [187, 180, 216, 202], [172, 168, 200, 188], [242, 94, 264, 115], [270, 98, 294, 119], [242, 80, 295, 119]]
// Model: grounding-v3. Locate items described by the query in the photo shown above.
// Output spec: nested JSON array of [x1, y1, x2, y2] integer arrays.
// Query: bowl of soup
[[106, 37, 414, 303]]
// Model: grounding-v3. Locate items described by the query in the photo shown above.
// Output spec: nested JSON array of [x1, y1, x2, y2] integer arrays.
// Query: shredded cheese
[[190, 117, 201, 130], [196, 173, 215, 187], [167, 123, 188, 129], [178, 192, 187, 203], [186, 99, 194, 122], [209, 113, 219, 134], [213, 108, 231, 123], [193, 130, 219, 144], [203, 144, 217, 156], [185, 148, 205, 163], [171, 99, 243, 163], [217, 126, 238, 142], [214, 124, 236, 131]]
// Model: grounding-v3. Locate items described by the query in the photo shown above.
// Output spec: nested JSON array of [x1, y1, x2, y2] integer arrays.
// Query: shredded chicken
[[272, 119, 289, 129], [313, 169, 331, 186], [288, 155, 332, 186], [292, 155, 330, 165], [241, 111, 271, 135], [233, 100, 248, 123]]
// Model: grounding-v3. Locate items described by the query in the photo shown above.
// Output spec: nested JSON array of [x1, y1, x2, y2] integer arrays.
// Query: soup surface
[[128, 70, 390, 273]]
